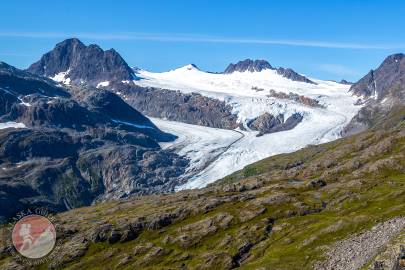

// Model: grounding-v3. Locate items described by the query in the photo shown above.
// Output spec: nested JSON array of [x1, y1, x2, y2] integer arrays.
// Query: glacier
[[134, 65, 361, 189]]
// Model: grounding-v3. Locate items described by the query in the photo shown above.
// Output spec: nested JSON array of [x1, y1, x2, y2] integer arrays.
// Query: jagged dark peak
[[27, 38, 135, 87], [350, 53, 405, 100], [276, 67, 316, 84], [224, 59, 272, 73], [224, 59, 316, 84]]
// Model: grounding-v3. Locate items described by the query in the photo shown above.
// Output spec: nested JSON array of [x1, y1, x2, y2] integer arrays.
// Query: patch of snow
[[111, 119, 154, 129], [0, 122, 26, 130], [51, 70, 71, 85], [97, 81, 110, 88], [121, 80, 130, 84], [17, 97, 31, 107]]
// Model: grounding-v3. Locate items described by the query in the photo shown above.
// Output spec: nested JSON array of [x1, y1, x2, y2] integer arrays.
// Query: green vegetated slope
[[1, 106, 405, 270]]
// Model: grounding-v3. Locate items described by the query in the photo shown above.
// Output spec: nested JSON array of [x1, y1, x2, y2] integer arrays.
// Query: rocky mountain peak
[[350, 53, 405, 100], [224, 59, 272, 73], [27, 38, 136, 87], [223, 59, 316, 84], [276, 67, 316, 84]]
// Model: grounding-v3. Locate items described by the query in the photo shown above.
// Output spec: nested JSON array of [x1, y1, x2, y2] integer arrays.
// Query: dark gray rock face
[[114, 83, 239, 129], [224, 59, 272, 73], [247, 112, 303, 136], [27, 38, 135, 86], [0, 63, 188, 222], [350, 54, 405, 100], [276, 67, 316, 84], [224, 59, 316, 84]]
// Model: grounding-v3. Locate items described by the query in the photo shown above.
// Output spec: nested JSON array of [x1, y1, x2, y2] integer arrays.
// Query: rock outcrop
[[247, 112, 303, 136], [276, 67, 315, 84], [224, 59, 272, 73], [113, 83, 239, 129]]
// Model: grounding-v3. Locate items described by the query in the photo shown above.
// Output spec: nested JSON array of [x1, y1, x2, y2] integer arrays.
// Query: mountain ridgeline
[[224, 59, 317, 84]]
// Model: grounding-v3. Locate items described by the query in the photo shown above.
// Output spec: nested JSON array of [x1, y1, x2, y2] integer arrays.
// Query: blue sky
[[0, 0, 404, 81]]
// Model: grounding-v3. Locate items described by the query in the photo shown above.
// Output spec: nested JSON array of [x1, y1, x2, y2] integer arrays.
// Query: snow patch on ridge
[[51, 69, 71, 85], [97, 81, 110, 88], [111, 119, 154, 129], [0, 122, 26, 130]]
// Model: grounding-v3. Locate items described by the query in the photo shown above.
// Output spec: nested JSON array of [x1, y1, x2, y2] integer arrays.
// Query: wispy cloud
[[317, 64, 360, 77], [0, 31, 404, 50]]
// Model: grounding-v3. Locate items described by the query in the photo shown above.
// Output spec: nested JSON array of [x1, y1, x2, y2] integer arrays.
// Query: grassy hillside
[[1, 107, 405, 269]]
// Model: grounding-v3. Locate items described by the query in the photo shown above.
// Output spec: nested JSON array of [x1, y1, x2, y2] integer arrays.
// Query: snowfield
[[135, 65, 361, 189]]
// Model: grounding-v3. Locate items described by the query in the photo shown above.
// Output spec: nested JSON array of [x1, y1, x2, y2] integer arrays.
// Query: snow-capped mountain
[[133, 62, 361, 188], [27, 38, 136, 86]]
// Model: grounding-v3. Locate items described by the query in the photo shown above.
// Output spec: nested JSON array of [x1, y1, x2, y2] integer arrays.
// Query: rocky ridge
[[224, 59, 316, 84]]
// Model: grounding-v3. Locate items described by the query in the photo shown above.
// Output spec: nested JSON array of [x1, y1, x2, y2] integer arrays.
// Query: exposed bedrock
[[247, 112, 303, 136]]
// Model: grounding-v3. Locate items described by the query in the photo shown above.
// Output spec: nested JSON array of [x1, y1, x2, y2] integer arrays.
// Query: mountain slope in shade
[[350, 53, 405, 100], [343, 54, 405, 136], [0, 62, 187, 222], [27, 38, 136, 86]]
